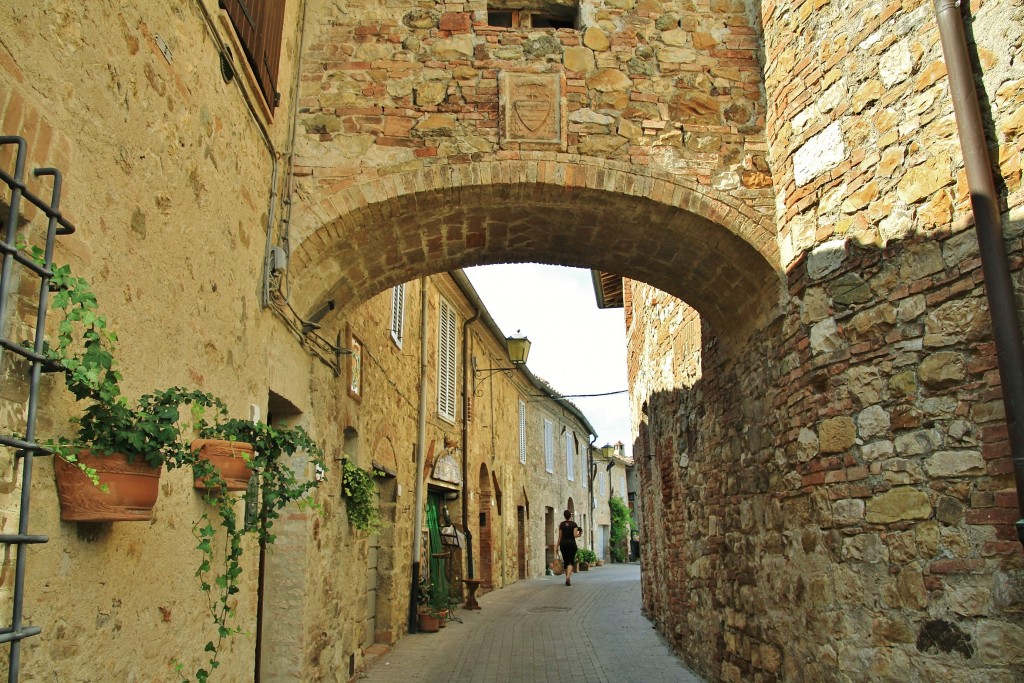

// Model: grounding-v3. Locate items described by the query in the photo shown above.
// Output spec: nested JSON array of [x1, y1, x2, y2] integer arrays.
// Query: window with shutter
[[221, 0, 284, 109], [544, 419, 554, 473], [518, 400, 527, 464], [390, 284, 405, 348], [566, 430, 575, 481], [437, 298, 458, 422]]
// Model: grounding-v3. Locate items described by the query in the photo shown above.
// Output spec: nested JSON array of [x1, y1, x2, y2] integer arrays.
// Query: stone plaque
[[499, 71, 566, 148]]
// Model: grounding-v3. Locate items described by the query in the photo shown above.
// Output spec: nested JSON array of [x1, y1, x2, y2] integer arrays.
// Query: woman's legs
[[561, 545, 577, 585]]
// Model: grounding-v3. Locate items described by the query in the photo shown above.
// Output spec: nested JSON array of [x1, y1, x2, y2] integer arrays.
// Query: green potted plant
[[186, 418, 325, 682], [576, 547, 597, 571], [38, 251, 226, 521], [416, 577, 441, 633], [33, 250, 328, 682]]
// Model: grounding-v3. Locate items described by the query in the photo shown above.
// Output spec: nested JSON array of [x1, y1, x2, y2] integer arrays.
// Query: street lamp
[[473, 331, 531, 380]]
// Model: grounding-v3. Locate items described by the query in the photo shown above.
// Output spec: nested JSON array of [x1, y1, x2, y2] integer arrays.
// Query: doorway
[[478, 464, 493, 590]]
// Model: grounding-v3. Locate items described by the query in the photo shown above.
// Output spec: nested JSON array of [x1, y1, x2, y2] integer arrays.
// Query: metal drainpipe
[[461, 308, 481, 579], [409, 278, 429, 632], [934, 0, 1024, 546]]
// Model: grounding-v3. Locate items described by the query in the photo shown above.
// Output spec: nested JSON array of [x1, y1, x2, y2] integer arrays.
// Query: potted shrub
[[416, 577, 441, 633], [190, 438, 254, 492], [576, 548, 597, 571]]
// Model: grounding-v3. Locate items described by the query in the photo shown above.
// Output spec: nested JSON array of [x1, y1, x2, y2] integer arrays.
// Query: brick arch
[[287, 159, 782, 335]]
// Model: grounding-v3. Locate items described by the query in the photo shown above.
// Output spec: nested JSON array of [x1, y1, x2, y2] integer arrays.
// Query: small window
[[487, 2, 577, 29], [519, 401, 527, 464], [390, 283, 406, 348], [544, 419, 554, 473], [489, 10, 515, 28]]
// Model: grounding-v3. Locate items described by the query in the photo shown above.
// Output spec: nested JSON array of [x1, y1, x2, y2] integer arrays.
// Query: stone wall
[[0, 1, 315, 680], [631, 215, 1024, 680], [628, 4, 1024, 679]]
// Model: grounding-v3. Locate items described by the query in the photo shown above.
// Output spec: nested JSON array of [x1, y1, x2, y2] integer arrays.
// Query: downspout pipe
[[461, 306, 481, 579], [935, 0, 1024, 546], [409, 278, 429, 632]]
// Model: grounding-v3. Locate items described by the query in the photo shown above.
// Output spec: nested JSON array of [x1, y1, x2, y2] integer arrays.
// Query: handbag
[[550, 558, 564, 575]]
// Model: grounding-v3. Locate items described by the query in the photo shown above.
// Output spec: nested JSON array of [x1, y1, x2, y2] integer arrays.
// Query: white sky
[[464, 264, 632, 456]]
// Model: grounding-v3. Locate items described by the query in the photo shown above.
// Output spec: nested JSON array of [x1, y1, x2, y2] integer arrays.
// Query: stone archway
[[285, 159, 782, 343]]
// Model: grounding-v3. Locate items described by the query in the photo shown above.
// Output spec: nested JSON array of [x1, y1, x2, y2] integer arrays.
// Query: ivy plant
[[609, 496, 633, 563], [32, 250, 328, 683], [340, 458, 384, 533], [185, 420, 325, 683], [33, 245, 222, 472]]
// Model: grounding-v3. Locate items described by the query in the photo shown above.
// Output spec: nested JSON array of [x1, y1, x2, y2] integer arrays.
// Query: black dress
[[558, 520, 580, 565]]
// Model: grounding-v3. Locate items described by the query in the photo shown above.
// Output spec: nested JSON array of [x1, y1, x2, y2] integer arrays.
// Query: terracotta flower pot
[[54, 451, 161, 522], [417, 610, 440, 633], [191, 439, 255, 492]]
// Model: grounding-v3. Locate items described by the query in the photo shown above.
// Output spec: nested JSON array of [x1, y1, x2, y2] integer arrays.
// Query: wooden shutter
[[437, 299, 458, 421], [518, 401, 526, 464], [544, 419, 554, 472], [221, 0, 284, 108], [390, 284, 405, 347]]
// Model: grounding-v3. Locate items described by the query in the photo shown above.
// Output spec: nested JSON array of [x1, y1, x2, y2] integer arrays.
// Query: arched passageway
[[285, 160, 783, 342]]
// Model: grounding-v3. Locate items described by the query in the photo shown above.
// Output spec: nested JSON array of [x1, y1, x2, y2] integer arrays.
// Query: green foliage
[[576, 547, 598, 564], [609, 496, 632, 563], [188, 423, 325, 682], [34, 246, 224, 470], [340, 459, 384, 533], [34, 251, 327, 683]]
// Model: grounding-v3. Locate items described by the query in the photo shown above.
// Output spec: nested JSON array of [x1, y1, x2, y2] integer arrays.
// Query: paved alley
[[360, 563, 704, 683]]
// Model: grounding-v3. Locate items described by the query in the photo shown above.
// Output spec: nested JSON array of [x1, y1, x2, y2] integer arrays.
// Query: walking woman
[[556, 509, 582, 586]]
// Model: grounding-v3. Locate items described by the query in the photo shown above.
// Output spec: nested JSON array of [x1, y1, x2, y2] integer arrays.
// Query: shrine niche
[[431, 435, 463, 486], [499, 71, 566, 149]]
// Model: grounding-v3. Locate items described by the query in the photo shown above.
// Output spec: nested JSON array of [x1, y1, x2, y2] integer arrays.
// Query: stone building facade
[[615, 3, 1024, 682], [0, 0, 1022, 682]]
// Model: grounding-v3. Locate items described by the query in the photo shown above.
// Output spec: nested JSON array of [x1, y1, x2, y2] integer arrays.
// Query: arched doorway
[[516, 489, 529, 580], [477, 464, 493, 591]]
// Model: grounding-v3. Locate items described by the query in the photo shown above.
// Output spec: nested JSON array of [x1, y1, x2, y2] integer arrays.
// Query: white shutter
[[566, 431, 575, 481], [544, 419, 554, 473], [437, 298, 458, 422], [518, 401, 527, 464], [390, 283, 405, 347]]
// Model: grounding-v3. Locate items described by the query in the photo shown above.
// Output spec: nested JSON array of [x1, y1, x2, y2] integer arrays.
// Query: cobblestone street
[[360, 563, 703, 683]]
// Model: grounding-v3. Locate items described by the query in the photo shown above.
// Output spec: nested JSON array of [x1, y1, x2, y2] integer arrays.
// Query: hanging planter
[[54, 451, 161, 522], [191, 439, 255, 492]]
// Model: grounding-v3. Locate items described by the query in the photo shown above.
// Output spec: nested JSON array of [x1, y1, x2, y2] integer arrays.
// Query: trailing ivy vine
[[184, 420, 325, 683], [340, 458, 384, 533], [32, 249, 328, 683]]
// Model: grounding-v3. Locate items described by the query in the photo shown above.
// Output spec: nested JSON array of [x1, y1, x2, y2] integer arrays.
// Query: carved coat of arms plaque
[[499, 71, 566, 149]]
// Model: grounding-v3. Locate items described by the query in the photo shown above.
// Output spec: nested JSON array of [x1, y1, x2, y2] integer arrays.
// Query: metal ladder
[[0, 135, 76, 682]]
